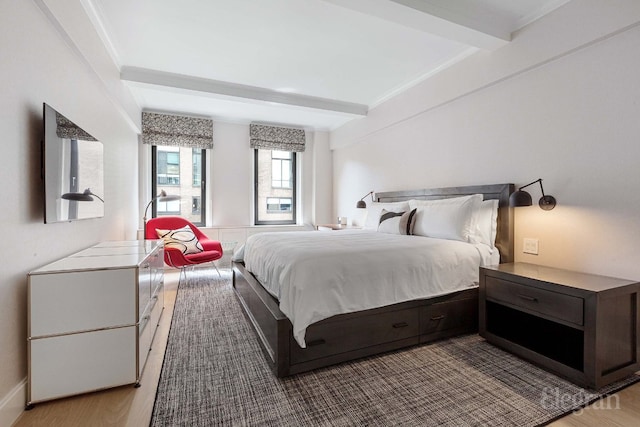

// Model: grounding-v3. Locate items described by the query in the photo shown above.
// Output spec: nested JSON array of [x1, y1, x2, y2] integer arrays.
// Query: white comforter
[[240, 230, 497, 348]]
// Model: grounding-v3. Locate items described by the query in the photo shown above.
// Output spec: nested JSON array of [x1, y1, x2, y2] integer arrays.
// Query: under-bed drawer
[[419, 297, 478, 336], [485, 276, 583, 326], [290, 307, 419, 364]]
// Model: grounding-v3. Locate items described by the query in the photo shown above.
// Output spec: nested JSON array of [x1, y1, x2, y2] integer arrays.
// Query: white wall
[[137, 122, 332, 232], [199, 122, 331, 228], [332, 1, 640, 280], [0, 1, 138, 423], [311, 132, 333, 225], [153, 123, 332, 248], [210, 122, 254, 226]]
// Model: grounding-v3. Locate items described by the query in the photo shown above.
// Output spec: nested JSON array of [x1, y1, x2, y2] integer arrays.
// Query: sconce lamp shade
[[538, 195, 557, 211], [509, 178, 556, 210], [509, 190, 533, 207], [356, 191, 374, 209], [61, 188, 104, 203]]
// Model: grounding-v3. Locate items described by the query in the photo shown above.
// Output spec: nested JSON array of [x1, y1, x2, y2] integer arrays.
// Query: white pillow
[[471, 199, 499, 247], [156, 226, 204, 255], [377, 208, 417, 235], [409, 194, 483, 242], [363, 201, 410, 230]]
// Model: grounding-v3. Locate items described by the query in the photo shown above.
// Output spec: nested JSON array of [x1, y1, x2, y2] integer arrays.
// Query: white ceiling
[[84, 0, 569, 130]]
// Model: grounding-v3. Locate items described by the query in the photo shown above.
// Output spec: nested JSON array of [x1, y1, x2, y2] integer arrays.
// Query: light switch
[[523, 238, 539, 255]]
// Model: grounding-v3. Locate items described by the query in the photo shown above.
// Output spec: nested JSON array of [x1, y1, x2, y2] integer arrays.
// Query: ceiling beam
[[120, 67, 368, 116], [323, 0, 511, 50]]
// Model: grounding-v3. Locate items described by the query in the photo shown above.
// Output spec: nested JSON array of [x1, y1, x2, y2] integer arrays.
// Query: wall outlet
[[523, 238, 539, 255]]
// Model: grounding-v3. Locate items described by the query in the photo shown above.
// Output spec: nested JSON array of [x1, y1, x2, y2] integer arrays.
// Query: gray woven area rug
[[150, 270, 639, 426]]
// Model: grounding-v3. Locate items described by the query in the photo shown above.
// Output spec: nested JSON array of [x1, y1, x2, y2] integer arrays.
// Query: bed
[[232, 183, 514, 377]]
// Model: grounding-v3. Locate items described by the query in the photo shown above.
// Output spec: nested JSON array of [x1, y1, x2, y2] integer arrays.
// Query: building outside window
[[255, 148, 296, 224], [271, 150, 292, 188], [266, 197, 292, 213], [192, 150, 201, 187], [156, 147, 180, 185], [192, 196, 201, 214], [152, 146, 206, 225]]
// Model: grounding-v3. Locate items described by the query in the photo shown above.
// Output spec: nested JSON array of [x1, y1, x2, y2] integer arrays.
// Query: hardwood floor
[[13, 269, 640, 426]]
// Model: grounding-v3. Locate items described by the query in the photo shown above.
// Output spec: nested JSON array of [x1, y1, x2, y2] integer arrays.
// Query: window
[[157, 198, 180, 214], [255, 149, 296, 225], [157, 148, 180, 185], [271, 150, 292, 188], [152, 146, 206, 225], [266, 197, 292, 213]]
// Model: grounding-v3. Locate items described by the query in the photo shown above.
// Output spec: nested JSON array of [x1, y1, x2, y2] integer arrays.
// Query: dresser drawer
[[29, 327, 137, 403], [138, 286, 164, 377], [290, 307, 419, 364], [485, 276, 583, 325], [29, 269, 136, 337]]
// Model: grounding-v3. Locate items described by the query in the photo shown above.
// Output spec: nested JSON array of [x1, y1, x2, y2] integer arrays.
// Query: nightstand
[[315, 224, 361, 231], [479, 262, 640, 389]]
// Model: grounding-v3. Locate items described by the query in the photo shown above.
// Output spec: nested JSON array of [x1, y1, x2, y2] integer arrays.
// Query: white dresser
[[27, 240, 164, 407]]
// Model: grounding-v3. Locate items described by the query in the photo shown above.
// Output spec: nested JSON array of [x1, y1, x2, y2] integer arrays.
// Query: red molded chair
[[145, 216, 223, 280]]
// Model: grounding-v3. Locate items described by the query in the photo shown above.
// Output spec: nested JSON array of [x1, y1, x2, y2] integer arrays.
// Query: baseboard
[[0, 378, 26, 427]]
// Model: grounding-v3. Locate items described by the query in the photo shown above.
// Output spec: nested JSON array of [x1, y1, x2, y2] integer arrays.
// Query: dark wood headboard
[[375, 183, 515, 263]]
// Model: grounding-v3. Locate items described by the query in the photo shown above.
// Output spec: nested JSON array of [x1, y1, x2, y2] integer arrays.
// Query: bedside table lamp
[[510, 178, 556, 210], [143, 190, 181, 238], [356, 191, 374, 208]]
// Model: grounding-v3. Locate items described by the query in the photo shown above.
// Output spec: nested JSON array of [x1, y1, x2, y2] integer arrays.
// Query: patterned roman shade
[[55, 112, 97, 141], [250, 123, 306, 152], [142, 112, 213, 149]]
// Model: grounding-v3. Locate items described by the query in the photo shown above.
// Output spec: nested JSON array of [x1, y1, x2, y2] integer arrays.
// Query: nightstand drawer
[[485, 277, 583, 325]]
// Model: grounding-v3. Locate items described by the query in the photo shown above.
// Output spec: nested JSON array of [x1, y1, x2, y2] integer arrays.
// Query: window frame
[[151, 146, 206, 226], [254, 148, 297, 225]]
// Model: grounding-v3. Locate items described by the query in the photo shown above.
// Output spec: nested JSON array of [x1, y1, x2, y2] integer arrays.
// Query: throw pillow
[[377, 208, 417, 235], [156, 226, 204, 255], [363, 201, 410, 230]]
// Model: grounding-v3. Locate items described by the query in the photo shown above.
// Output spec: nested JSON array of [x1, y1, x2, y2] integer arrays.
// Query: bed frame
[[232, 183, 514, 377]]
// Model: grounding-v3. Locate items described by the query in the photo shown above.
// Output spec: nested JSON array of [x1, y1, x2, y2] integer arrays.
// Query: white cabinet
[[27, 240, 164, 407]]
